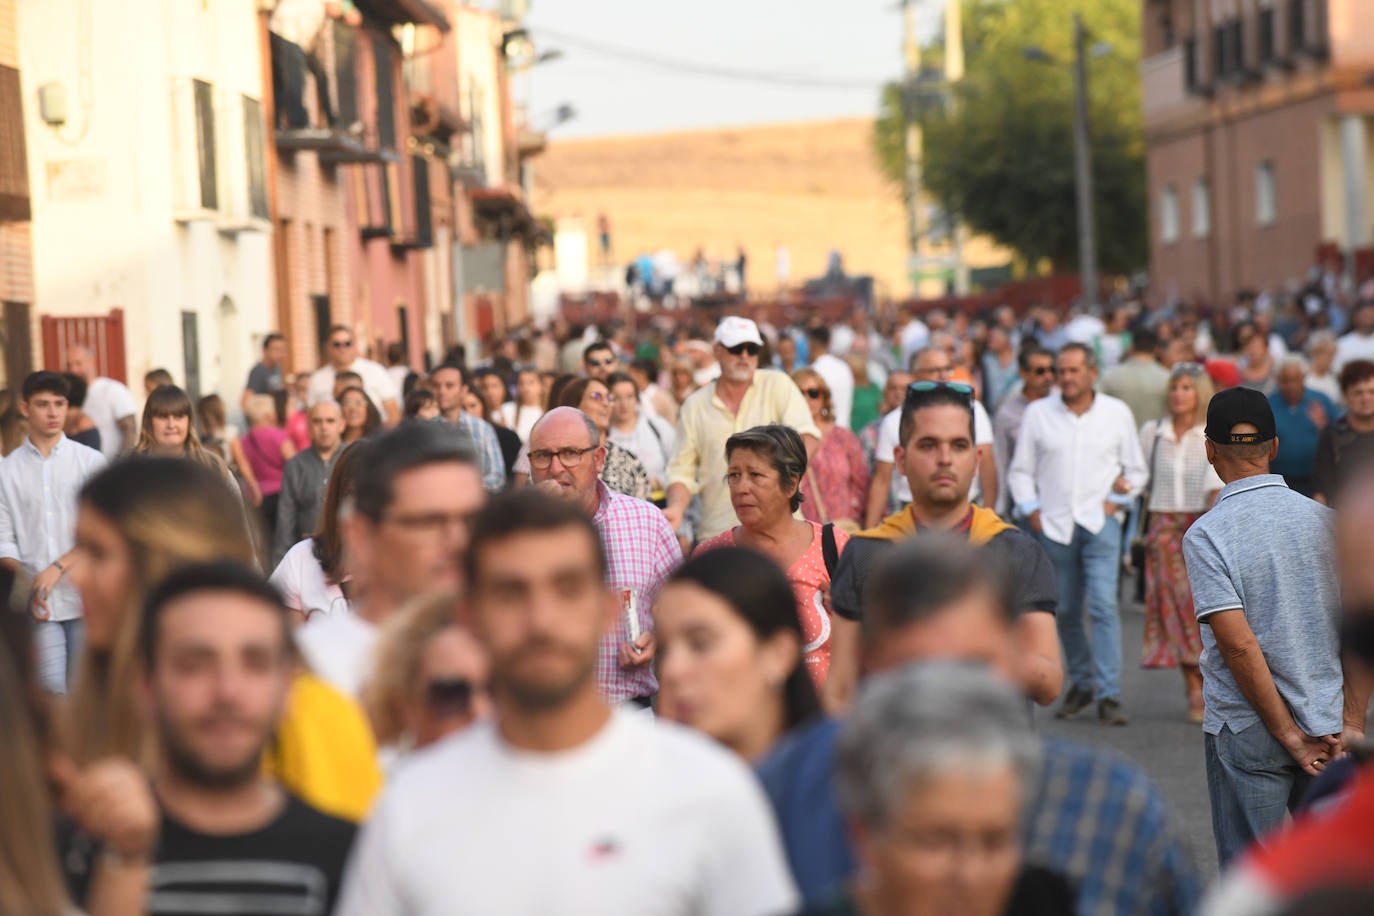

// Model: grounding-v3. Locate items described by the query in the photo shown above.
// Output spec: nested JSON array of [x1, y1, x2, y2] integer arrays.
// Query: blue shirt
[[1267, 388, 1335, 478], [756, 719, 1200, 915], [1183, 474, 1343, 738]]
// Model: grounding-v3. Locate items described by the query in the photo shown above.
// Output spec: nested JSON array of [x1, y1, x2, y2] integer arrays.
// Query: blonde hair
[[244, 393, 278, 426], [361, 592, 468, 745], [63, 458, 257, 765], [791, 368, 833, 422], [1170, 365, 1215, 429], [0, 650, 68, 916]]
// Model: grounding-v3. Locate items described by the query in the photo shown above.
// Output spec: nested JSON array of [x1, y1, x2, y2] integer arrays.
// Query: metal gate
[[40, 309, 127, 382]]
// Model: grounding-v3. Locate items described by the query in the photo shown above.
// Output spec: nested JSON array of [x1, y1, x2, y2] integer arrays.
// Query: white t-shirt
[[387, 364, 411, 396], [83, 377, 137, 459], [308, 358, 398, 411], [876, 400, 994, 504], [1335, 330, 1374, 371], [270, 539, 350, 617], [810, 352, 855, 430], [336, 710, 799, 916], [294, 612, 376, 699]]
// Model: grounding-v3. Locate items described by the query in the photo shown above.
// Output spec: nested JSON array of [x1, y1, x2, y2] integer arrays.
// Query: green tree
[[875, 0, 1146, 275]]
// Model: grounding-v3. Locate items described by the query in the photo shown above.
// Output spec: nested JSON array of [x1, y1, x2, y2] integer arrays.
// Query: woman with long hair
[[136, 385, 227, 472], [339, 385, 381, 444], [790, 368, 868, 530], [270, 441, 363, 622], [693, 425, 849, 688], [655, 546, 822, 763], [462, 386, 520, 483], [1138, 363, 1222, 723], [66, 457, 381, 820]]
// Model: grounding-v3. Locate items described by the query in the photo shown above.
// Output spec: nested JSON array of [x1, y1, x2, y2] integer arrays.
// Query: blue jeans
[[1039, 518, 1123, 701], [1205, 722, 1312, 868], [33, 618, 84, 694]]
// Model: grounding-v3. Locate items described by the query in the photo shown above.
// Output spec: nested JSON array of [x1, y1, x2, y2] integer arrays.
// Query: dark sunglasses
[[587, 358, 616, 368], [906, 380, 974, 401], [330, 339, 354, 349], [1028, 366, 1054, 376], [726, 343, 762, 356], [803, 387, 826, 399], [426, 677, 485, 714]]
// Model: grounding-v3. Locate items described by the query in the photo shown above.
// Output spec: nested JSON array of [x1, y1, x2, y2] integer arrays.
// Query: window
[[243, 95, 269, 220], [1192, 178, 1211, 238], [1160, 185, 1180, 244], [1255, 161, 1277, 225], [1259, 7, 1277, 63], [192, 79, 218, 210]]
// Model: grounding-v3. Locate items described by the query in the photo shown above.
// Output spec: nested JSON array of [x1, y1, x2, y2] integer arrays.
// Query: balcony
[[352, 0, 449, 31], [271, 22, 393, 164]]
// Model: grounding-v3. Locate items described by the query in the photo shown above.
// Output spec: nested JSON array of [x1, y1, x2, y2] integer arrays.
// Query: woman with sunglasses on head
[[694, 425, 849, 689], [792, 369, 868, 532], [362, 593, 491, 755], [1138, 363, 1221, 723], [656, 546, 822, 763]]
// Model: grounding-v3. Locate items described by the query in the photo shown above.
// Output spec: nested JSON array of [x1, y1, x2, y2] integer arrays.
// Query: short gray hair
[[1306, 330, 1337, 354], [1277, 354, 1310, 376], [835, 663, 1042, 831]]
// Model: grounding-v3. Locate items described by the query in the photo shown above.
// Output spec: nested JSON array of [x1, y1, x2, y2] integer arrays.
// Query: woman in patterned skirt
[[1139, 363, 1222, 723]]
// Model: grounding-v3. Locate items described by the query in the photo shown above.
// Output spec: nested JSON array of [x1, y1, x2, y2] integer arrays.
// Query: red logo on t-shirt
[[587, 839, 621, 863]]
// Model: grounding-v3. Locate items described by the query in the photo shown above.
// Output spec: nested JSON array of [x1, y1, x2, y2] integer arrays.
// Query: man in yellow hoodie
[[824, 381, 1063, 711]]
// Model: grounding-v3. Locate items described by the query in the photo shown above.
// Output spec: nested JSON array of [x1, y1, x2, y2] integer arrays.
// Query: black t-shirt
[[831, 527, 1058, 622], [62, 792, 356, 916]]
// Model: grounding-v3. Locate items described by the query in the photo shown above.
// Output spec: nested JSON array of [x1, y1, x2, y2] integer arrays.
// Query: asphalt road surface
[[1034, 592, 1222, 883]]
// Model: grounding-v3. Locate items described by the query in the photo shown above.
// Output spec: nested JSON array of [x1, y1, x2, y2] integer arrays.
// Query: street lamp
[[1024, 16, 1108, 308]]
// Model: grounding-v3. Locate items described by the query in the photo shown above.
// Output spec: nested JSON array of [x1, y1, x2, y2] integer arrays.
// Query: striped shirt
[[592, 481, 683, 702], [1139, 420, 1223, 513]]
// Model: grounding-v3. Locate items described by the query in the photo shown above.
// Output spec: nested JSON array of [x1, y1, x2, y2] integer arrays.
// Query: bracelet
[[52, 560, 66, 573]]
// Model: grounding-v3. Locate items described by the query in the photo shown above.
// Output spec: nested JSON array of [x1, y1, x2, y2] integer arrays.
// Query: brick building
[[1142, 0, 1374, 304]]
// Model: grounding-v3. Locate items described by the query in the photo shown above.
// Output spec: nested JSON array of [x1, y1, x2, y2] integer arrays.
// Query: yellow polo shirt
[[667, 369, 820, 539]]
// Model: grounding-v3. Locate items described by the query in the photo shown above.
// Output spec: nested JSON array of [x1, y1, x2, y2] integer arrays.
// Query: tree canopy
[[874, 0, 1147, 275]]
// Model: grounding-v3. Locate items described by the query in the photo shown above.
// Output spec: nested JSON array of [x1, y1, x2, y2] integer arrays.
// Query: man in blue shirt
[[1267, 356, 1335, 497]]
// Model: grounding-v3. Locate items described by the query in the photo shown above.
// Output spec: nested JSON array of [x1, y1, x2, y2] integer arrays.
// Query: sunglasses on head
[[1172, 361, 1206, 376], [906, 380, 974, 401], [726, 343, 762, 356], [426, 677, 485, 714]]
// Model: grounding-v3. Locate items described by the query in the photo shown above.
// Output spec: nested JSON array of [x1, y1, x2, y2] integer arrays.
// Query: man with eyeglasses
[[826, 381, 1062, 712], [1009, 342, 1149, 725], [528, 407, 681, 708], [307, 324, 402, 426], [865, 346, 997, 528], [664, 317, 818, 541], [583, 340, 619, 381], [992, 346, 1056, 519], [296, 423, 485, 699]]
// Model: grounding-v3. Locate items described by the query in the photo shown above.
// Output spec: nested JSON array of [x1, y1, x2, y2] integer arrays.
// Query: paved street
[[1034, 591, 1221, 883]]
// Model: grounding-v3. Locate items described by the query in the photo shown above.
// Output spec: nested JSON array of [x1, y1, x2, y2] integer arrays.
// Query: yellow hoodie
[[857, 504, 1014, 547]]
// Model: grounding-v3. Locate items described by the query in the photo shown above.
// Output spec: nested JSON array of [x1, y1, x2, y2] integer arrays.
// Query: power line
[[532, 26, 889, 91]]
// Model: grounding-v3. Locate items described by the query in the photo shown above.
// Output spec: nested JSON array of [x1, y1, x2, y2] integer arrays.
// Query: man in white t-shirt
[[1336, 302, 1374, 371], [295, 422, 485, 697], [865, 347, 996, 527], [65, 345, 136, 460], [807, 326, 855, 429], [307, 325, 401, 425], [336, 488, 799, 916]]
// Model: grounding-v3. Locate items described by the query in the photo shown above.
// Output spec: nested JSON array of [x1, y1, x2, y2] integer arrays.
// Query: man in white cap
[[664, 317, 819, 541]]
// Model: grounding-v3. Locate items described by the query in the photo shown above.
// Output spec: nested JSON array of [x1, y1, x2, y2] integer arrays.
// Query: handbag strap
[[1140, 418, 1167, 524], [821, 522, 838, 578], [804, 463, 833, 526]]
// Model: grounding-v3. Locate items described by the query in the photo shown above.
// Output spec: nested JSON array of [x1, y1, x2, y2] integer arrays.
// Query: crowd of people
[[1, 281, 1374, 915]]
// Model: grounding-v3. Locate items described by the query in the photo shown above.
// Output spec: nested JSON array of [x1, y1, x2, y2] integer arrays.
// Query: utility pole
[[901, 0, 923, 291], [1071, 14, 1099, 308]]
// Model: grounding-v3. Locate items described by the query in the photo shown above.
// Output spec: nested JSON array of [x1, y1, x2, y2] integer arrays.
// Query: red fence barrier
[[41, 308, 127, 382]]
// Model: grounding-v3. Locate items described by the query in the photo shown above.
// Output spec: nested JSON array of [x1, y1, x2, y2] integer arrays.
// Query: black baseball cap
[[1204, 387, 1276, 444]]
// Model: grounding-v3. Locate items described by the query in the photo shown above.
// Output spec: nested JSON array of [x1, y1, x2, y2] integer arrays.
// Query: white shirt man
[[1336, 304, 1374, 371], [66, 346, 135, 460], [307, 327, 401, 423], [0, 373, 107, 692]]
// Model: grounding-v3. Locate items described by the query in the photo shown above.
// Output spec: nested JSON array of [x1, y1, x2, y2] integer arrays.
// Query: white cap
[[713, 316, 764, 349]]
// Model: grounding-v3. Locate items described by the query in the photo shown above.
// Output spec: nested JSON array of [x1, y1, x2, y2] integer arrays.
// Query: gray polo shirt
[[1182, 474, 1343, 738]]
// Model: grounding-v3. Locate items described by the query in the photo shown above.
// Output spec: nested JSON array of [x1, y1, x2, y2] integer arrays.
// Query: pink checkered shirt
[[592, 480, 683, 702]]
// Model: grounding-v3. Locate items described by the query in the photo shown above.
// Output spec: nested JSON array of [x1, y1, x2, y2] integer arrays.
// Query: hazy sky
[[518, 0, 945, 138]]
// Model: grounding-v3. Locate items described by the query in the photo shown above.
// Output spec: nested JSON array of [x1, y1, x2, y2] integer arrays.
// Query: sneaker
[[1054, 685, 1094, 719], [1098, 698, 1129, 726]]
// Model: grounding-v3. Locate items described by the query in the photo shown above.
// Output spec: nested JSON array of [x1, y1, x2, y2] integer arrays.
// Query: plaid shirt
[[449, 412, 506, 492], [592, 480, 683, 702], [1024, 737, 1201, 916]]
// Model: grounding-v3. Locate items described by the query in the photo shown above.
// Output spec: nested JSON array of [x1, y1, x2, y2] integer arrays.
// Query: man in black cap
[[1182, 387, 1367, 866]]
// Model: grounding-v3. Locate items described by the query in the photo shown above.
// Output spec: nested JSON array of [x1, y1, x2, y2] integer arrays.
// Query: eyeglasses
[[425, 677, 486, 715], [584, 390, 608, 403], [528, 445, 598, 469], [906, 380, 974, 399], [380, 510, 474, 535], [330, 339, 354, 349], [803, 387, 826, 400], [726, 343, 762, 357]]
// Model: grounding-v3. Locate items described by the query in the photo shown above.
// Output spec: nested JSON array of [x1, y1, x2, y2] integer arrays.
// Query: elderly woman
[[694, 425, 849, 687], [362, 593, 491, 753], [1138, 362, 1221, 723], [1305, 329, 1342, 406], [791, 368, 868, 530], [817, 663, 1072, 916]]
